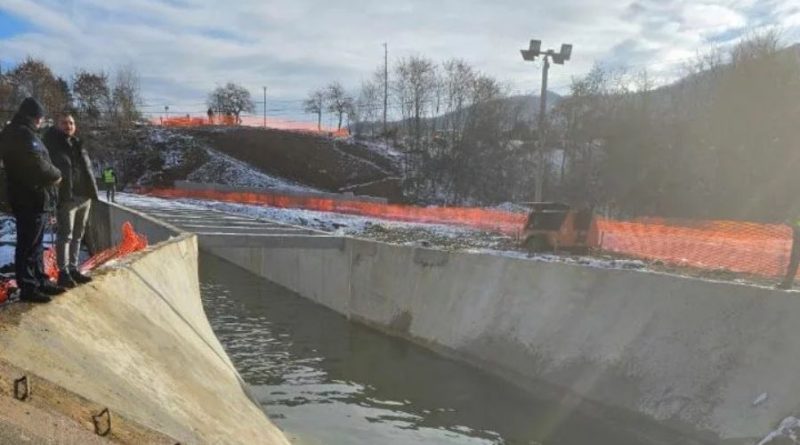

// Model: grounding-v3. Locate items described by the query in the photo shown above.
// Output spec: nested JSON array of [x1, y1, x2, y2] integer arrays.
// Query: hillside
[[185, 127, 404, 200]]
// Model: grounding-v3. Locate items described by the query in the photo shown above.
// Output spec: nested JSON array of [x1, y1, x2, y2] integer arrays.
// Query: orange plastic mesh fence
[[145, 187, 528, 235], [595, 217, 794, 279], [0, 246, 58, 305], [144, 187, 797, 281], [0, 222, 148, 304], [79, 221, 148, 272]]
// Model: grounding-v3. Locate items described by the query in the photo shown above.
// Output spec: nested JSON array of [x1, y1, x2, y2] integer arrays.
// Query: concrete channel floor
[[124, 204, 320, 234], [126, 203, 346, 249]]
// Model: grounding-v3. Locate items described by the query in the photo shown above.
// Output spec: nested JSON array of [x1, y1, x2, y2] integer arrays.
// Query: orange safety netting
[[595, 217, 795, 279], [79, 222, 148, 272], [144, 187, 527, 234], [155, 115, 349, 136], [143, 186, 798, 281], [0, 247, 59, 305], [0, 222, 148, 304]]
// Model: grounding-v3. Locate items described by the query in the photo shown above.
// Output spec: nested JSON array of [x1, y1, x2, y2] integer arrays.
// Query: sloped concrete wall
[[209, 239, 800, 443], [1, 214, 289, 444]]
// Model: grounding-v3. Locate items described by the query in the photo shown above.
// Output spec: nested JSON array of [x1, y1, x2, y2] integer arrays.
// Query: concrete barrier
[[207, 238, 800, 444], [85, 199, 183, 254], [1, 203, 289, 444]]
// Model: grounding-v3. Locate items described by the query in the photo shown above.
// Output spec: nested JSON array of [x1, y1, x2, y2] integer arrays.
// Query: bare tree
[[107, 65, 142, 129], [393, 56, 437, 146], [73, 70, 110, 127], [357, 79, 381, 135], [207, 82, 255, 124], [303, 88, 326, 131], [325, 81, 353, 130], [0, 70, 11, 123], [439, 59, 475, 149], [6, 57, 69, 116]]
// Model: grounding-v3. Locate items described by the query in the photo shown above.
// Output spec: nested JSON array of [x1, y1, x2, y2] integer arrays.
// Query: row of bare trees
[[303, 82, 353, 131], [0, 57, 142, 130], [548, 31, 800, 221], [305, 57, 530, 203]]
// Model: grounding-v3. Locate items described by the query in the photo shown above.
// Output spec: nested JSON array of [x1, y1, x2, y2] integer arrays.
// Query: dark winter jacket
[[43, 127, 99, 202], [0, 115, 61, 213]]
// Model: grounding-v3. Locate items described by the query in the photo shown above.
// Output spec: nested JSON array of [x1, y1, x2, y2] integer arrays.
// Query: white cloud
[[681, 3, 747, 34], [0, 0, 798, 121]]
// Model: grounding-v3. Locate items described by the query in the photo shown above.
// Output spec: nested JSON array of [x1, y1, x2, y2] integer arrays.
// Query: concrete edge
[[97, 203, 271, 416], [104, 200, 188, 235]]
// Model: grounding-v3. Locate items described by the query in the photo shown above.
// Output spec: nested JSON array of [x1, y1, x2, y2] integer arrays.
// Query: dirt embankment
[[187, 127, 403, 200]]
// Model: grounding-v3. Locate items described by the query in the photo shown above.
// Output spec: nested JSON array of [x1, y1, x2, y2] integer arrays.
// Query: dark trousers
[[782, 226, 800, 288], [105, 183, 116, 202], [13, 210, 48, 293]]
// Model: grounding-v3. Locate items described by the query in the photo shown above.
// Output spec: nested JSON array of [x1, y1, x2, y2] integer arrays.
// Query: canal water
[[199, 254, 710, 445]]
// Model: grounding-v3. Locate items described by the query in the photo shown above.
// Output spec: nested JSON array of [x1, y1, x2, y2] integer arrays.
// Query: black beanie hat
[[18, 97, 45, 119]]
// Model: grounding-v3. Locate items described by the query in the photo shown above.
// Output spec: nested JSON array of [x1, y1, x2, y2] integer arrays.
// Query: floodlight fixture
[[560, 44, 572, 61], [520, 38, 574, 201], [520, 39, 542, 61]]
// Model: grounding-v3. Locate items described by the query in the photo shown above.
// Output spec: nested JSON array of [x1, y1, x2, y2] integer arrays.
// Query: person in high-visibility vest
[[778, 218, 800, 290], [102, 166, 116, 203]]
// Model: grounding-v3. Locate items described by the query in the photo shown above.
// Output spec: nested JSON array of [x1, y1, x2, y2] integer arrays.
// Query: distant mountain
[[496, 91, 563, 122], [356, 91, 562, 134]]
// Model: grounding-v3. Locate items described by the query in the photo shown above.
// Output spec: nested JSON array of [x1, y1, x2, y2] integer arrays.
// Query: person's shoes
[[40, 280, 67, 295], [57, 272, 77, 289], [69, 269, 92, 284], [19, 289, 52, 303]]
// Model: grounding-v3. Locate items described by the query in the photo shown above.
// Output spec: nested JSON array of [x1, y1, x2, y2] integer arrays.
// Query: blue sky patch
[[0, 10, 32, 38]]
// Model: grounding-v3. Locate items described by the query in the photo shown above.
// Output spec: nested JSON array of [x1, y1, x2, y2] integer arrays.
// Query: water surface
[[199, 254, 707, 445]]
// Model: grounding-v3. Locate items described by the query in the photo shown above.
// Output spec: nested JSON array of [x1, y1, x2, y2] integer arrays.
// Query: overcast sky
[[1, 0, 799, 124]]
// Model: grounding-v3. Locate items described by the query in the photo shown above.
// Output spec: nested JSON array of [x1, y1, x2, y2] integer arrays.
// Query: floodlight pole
[[521, 39, 571, 202], [538, 55, 550, 176]]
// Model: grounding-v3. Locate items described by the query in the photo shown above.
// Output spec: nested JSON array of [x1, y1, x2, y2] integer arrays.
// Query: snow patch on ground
[[138, 126, 320, 193], [0, 217, 15, 267], [355, 139, 404, 160], [119, 192, 471, 238], [118, 193, 661, 274], [0, 217, 15, 244], [0, 216, 57, 269], [493, 202, 531, 214], [187, 146, 318, 192], [758, 417, 800, 445]]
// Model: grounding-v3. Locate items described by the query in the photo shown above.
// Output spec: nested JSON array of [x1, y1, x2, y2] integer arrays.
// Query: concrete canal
[[199, 253, 710, 445]]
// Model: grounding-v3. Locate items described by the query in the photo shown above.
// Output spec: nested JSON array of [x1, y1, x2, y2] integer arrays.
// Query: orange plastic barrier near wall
[[143, 186, 797, 281], [0, 222, 148, 305], [145, 187, 528, 235], [595, 217, 794, 279], [157, 115, 350, 137]]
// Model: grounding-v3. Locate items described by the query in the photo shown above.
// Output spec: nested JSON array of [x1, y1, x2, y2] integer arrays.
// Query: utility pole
[[263, 86, 267, 128], [383, 42, 388, 136], [521, 40, 572, 202]]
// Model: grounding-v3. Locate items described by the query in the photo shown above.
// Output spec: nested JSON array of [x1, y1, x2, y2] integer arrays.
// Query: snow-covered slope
[[132, 127, 320, 193]]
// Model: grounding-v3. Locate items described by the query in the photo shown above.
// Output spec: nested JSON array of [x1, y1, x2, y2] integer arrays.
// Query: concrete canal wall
[[207, 237, 800, 444], [0, 202, 289, 444]]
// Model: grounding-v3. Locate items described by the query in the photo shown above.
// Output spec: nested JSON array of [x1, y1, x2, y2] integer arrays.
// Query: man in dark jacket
[[44, 113, 98, 288], [0, 98, 64, 303]]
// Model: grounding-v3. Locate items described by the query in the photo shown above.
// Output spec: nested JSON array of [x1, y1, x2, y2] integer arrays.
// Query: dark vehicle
[[520, 202, 595, 253]]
